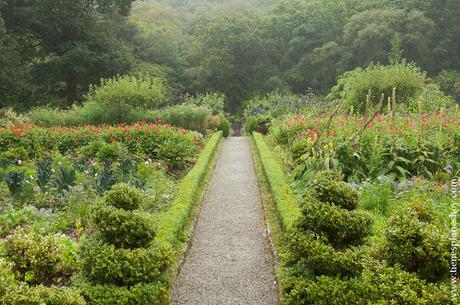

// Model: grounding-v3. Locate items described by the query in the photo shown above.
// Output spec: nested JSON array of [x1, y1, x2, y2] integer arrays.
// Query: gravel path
[[172, 137, 277, 305]]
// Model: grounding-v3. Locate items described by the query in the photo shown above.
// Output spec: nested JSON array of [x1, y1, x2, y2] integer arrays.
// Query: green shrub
[[154, 104, 211, 133], [77, 141, 129, 162], [243, 92, 312, 118], [103, 183, 144, 211], [185, 92, 225, 115], [298, 199, 373, 247], [286, 230, 366, 277], [79, 238, 172, 286], [93, 204, 155, 249], [4, 230, 78, 285], [155, 131, 223, 244], [306, 171, 359, 210], [0, 107, 29, 128], [79, 282, 167, 305], [0, 259, 18, 295], [245, 115, 271, 134], [406, 83, 454, 112], [438, 69, 460, 101], [359, 182, 395, 215], [156, 132, 199, 170], [283, 265, 453, 305], [85, 74, 168, 124], [380, 199, 450, 282], [252, 132, 301, 231], [327, 63, 427, 113], [2, 285, 86, 305], [217, 115, 230, 137]]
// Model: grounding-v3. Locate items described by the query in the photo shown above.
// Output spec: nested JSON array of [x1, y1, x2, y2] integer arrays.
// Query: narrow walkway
[[173, 137, 277, 305]]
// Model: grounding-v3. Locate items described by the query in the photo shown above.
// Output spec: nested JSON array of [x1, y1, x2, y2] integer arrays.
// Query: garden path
[[172, 137, 277, 305]]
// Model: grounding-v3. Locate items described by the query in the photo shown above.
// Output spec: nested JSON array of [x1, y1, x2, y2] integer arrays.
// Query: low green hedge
[[252, 132, 301, 231], [155, 131, 222, 245]]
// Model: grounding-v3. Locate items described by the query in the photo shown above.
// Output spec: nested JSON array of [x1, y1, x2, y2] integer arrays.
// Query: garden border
[[155, 130, 223, 301], [252, 132, 301, 232]]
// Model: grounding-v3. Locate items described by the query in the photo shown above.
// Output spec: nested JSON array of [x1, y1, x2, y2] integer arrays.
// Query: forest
[[1, 0, 459, 113]]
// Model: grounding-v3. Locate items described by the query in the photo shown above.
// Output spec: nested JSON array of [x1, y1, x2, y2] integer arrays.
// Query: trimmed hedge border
[[252, 132, 301, 231], [156, 131, 223, 244]]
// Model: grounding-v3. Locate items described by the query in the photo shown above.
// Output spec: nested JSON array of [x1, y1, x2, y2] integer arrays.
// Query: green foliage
[[155, 104, 210, 133], [217, 115, 230, 137], [53, 164, 76, 192], [35, 157, 53, 192], [2, 285, 86, 305], [306, 171, 359, 210], [155, 131, 222, 244], [297, 199, 373, 247], [85, 75, 168, 124], [359, 182, 395, 215], [80, 237, 172, 286], [185, 92, 225, 115], [243, 93, 314, 118], [79, 281, 166, 305], [283, 264, 453, 305], [437, 69, 460, 101], [4, 229, 78, 286], [103, 183, 144, 211], [0, 108, 28, 127], [328, 63, 427, 113], [93, 204, 155, 249], [245, 115, 271, 135], [252, 132, 301, 231], [380, 199, 451, 282]]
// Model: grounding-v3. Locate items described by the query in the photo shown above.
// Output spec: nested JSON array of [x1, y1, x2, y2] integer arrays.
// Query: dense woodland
[[1, 0, 459, 112]]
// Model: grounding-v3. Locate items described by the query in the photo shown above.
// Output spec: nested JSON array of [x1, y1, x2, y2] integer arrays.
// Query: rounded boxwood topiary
[[104, 183, 144, 211], [92, 203, 155, 249], [380, 200, 450, 282], [287, 230, 365, 277], [1, 285, 86, 305], [307, 171, 359, 210], [80, 237, 172, 286], [298, 199, 373, 247], [79, 282, 168, 305]]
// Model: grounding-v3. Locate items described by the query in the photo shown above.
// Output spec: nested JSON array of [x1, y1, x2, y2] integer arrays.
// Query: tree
[[185, 12, 269, 111], [1, 0, 136, 107]]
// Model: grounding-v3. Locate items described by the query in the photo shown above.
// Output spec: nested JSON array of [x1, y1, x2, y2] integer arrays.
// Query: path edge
[[155, 131, 223, 303], [250, 132, 302, 305]]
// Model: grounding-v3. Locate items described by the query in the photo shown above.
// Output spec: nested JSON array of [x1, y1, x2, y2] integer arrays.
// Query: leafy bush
[[244, 92, 314, 118], [4, 230, 78, 285], [306, 171, 359, 210], [85, 74, 168, 124], [286, 230, 366, 277], [297, 199, 373, 247], [283, 264, 453, 305], [2, 285, 86, 305], [93, 204, 155, 249], [103, 183, 144, 211], [153, 104, 210, 133], [217, 115, 230, 137], [245, 115, 271, 134], [78, 282, 166, 305], [287, 171, 373, 277], [380, 199, 450, 282], [438, 69, 460, 101], [80, 238, 172, 286], [0, 107, 29, 127], [327, 63, 427, 113], [185, 92, 225, 115]]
